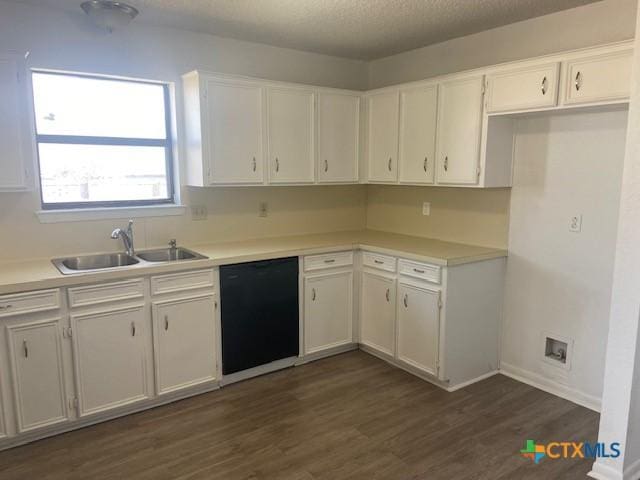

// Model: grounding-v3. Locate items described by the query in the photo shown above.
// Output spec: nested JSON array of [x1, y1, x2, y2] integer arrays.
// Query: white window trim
[[36, 204, 187, 224]]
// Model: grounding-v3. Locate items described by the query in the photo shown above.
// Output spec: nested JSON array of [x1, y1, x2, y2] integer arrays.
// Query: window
[[32, 71, 174, 209]]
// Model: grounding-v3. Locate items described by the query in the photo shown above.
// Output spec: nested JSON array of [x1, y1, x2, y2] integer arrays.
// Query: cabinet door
[[267, 88, 315, 184], [72, 304, 150, 417], [304, 271, 353, 354], [565, 51, 633, 105], [0, 54, 29, 191], [7, 319, 68, 432], [367, 91, 399, 182], [397, 283, 440, 377], [317, 93, 359, 183], [360, 271, 396, 356], [436, 76, 484, 185], [486, 63, 559, 113], [398, 86, 437, 184], [153, 295, 217, 395], [205, 80, 264, 184]]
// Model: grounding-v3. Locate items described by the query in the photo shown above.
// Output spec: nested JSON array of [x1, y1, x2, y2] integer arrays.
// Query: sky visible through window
[[32, 72, 172, 207]]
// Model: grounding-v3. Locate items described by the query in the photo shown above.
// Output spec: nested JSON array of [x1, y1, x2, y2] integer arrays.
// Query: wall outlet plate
[[191, 205, 207, 221], [422, 202, 431, 216], [569, 214, 582, 233]]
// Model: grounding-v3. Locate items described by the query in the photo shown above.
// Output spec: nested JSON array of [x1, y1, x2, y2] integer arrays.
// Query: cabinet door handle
[[0, 304, 12, 311], [275, 157, 279, 172], [312, 288, 316, 301], [388, 157, 392, 171], [23, 340, 28, 358], [423, 157, 428, 172], [541, 76, 547, 95], [324, 259, 336, 264], [385, 289, 390, 302], [444, 156, 449, 172], [575, 71, 582, 91], [324, 159, 328, 173], [403, 294, 408, 308], [164, 315, 169, 331], [131, 322, 136, 337], [252, 157, 257, 172], [413, 268, 425, 274]]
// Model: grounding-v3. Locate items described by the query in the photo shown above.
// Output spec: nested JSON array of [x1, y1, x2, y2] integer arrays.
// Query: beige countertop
[[0, 230, 506, 296]]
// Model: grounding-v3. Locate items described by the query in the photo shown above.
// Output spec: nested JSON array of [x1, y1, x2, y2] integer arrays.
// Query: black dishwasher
[[220, 257, 299, 375]]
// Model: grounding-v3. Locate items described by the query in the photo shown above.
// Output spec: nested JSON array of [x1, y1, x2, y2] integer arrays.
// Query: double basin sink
[[52, 247, 208, 275]]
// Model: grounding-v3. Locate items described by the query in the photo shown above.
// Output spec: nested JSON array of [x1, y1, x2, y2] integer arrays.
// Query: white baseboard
[[220, 356, 298, 385], [588, 461, 623, 480], [624, 457, 640, 480], [446, 370, 500, 392], [500, 361, 601, 412]]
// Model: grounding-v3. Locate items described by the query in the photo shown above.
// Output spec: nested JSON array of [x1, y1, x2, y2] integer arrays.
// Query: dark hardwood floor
[[0, 351, 598, 479]]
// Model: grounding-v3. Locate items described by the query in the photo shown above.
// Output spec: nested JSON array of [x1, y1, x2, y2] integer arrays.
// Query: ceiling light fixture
[[81, 1, 139, 33]]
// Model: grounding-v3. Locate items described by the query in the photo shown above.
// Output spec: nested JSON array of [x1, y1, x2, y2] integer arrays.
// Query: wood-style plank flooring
[[0, 351, 598, 479]]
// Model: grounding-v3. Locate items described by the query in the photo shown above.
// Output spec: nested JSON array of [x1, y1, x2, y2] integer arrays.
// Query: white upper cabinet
[[398, 85, 438, 184], [367, 91, 400, 183], [204, 79, 264, 185], [436, 76, 484, 185], [486, 63, 560, 113], [0, 53, 31, 192], [317, 92, 359, 183], [267, 88, 315, 184], [564, 50, 633, 105]]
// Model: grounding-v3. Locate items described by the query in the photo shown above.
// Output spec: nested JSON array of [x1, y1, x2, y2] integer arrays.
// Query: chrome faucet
[[111, 219, 135, 257]]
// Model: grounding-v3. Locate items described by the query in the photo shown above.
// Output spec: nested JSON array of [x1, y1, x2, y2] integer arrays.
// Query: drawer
[[362, 251, 396, 273], [68, 279, 144, 308], [151, 269, 215, 296], [398, 259, 441, 284], [304, 251, 353, 272], [0, 289, 60, 318]]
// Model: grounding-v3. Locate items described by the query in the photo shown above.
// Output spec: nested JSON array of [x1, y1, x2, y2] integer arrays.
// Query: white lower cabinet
[[304, 270, 353, 355], [152, 295, 217, 395], [71, 304, 151, 417], [396, 282, 440, 377], [360, 271, 396, 356], [6, 318, 68, 433]]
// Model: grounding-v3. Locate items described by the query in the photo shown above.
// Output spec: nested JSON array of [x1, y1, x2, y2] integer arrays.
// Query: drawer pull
[[374, 259, 384, 265], [164, 315, 169, 331], [23, 340, 28, 358], [403, 294, 408, 308], [324, 259, 336, 264], [131, 322, 136, 337], [385, 289, 390, 302], [413, 268, 425, 274], [0, 304, 13, 310]]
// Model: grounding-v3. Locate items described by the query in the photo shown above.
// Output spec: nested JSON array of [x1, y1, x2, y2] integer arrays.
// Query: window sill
[[36, 204, 187, 224]]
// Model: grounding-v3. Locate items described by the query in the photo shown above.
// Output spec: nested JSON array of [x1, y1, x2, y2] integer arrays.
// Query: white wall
[[501, 109, 627, 409], [368, 0, 637, 88], [0, 1, 369, 262]]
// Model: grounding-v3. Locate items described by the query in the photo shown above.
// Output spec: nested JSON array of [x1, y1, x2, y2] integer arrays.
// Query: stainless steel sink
[[53, 253, 140, 275], [136, 247, 206, 263]]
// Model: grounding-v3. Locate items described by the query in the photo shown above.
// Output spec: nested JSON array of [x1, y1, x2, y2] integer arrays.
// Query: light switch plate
[[422, 202, 431, 216], [569, 214, 582, 233]]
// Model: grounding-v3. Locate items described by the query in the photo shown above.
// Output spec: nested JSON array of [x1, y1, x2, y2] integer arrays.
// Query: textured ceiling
[[29, 0, 600, 60]]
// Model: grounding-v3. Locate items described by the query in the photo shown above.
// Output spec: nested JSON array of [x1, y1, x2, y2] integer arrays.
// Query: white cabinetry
[[398, 85, 438, 184], [564, 50, 633, 105], [367, 91, 399, 182], [486, 63, 560, 113], [397, 282, 440, 377], [304, 253, 354, 355], [0, 52, 32, 192], [152, 294, 217, 395], [436, 76, 484, 185], [6, 318, 68, 433], [267, 88, 315, 184], [71, 303, 150, 417], [317, 92, 359, 183], [360, 271, 396, 357]]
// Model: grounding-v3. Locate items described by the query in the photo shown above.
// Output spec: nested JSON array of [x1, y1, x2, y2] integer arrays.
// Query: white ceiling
[[31, 0, 600, 60]]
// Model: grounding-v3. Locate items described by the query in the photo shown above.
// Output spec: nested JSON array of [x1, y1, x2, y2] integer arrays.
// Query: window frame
[[32, 70, 176, 210]]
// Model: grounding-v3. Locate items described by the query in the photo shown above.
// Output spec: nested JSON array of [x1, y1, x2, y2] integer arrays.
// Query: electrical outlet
[[422, 202, 431, 216], [259, 202, 268, 217], [569, 214, 582, 233], [191, 205, 207, 221]]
